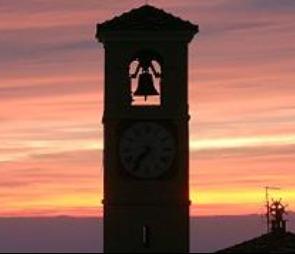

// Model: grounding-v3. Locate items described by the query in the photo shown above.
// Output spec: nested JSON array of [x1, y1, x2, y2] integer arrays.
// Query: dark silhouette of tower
[[96, 5, 198, 253]]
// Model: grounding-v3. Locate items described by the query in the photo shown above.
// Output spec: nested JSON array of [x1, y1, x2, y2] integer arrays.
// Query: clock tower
[[96, 5, 198, 253]]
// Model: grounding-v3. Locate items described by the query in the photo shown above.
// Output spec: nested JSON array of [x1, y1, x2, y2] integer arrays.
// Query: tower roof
[[96, 4, 199, 37]]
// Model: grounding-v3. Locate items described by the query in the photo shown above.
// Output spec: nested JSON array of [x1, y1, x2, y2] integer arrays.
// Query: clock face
[[119, 122, 176, 179]]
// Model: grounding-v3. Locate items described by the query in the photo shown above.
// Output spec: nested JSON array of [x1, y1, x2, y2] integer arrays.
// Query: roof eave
[[96, 24, 199, 43]]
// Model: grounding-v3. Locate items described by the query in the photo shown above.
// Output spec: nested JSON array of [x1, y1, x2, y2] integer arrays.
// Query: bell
[[133, 72, 159, 101]]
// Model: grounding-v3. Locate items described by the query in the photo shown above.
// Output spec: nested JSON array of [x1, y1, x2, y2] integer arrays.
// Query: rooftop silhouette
[[218, 199, 294, 253], [96, 4, 199, 34], [217, 232, 295, 253]]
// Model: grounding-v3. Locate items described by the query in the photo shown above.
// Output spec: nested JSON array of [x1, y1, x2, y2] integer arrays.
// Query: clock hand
[[132, 146, 151, 172]]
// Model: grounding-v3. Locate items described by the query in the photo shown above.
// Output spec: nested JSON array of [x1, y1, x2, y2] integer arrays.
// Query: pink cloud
[[0, 0, 295, 216]]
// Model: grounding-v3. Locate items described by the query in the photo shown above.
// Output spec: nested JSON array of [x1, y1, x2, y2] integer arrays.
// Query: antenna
[[269, 199, 288, 233], [265, 186, 281, 233]]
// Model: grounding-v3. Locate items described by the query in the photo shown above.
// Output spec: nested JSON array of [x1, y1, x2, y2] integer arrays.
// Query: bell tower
[[96, 5, 198, 253]]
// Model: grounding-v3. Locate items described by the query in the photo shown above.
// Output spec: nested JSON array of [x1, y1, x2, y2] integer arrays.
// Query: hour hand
[[133, 146, 151, 171]]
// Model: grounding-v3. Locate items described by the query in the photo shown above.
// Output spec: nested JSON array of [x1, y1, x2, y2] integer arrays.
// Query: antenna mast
[[265, 186, 281, 233]]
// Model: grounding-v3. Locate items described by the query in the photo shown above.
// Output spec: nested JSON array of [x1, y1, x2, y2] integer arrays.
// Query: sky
[[0, 0, 295, 217]]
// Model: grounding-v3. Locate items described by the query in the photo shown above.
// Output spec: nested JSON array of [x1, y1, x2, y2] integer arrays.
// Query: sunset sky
[[1, 0, 295, 217]]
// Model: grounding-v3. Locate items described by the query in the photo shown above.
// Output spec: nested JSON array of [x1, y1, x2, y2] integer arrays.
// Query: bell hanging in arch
[[134, 71, 159, 101]]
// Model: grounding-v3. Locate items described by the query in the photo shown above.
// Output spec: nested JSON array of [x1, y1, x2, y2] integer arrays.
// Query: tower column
[[96, 5, 198, 253]]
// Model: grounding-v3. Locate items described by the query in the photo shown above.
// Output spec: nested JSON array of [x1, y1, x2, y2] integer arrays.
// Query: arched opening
[[129, 50, 162, 106]]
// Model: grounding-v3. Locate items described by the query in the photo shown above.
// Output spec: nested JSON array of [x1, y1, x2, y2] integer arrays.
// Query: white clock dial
[[119, 122, 176, 179]]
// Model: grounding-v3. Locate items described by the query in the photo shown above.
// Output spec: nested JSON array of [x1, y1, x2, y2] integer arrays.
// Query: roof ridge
[[97, 4, 198, 33]]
